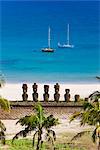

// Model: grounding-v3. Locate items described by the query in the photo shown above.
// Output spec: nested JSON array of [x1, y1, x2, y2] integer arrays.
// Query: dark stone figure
[[64, 89, 70, 102], [32, 83, 38, 102], [74, 94, 80, 102], [22, 84, 28, 101], [54, 83, 60, 102], [85, 98, 88, 101], [43, 85, 49, 102]]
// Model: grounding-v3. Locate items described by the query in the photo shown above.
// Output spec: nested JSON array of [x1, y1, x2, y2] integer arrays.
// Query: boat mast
[[67, 24, 69, 45], [48, 27, 50, 48]]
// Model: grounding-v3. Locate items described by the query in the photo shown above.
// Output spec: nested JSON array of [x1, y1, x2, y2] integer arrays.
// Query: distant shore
[[0, 82, 100, 101]]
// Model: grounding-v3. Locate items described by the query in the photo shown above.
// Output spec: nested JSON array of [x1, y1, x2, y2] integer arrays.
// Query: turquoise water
[[1, 1, 100, 83]]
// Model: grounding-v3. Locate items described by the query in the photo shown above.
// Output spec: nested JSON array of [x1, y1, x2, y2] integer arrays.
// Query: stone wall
[[0, 101, 83, 119]]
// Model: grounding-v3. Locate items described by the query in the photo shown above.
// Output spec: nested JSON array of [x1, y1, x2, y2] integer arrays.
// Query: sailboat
[[42, 27, 54, 52], [58, 24, 74, 48]]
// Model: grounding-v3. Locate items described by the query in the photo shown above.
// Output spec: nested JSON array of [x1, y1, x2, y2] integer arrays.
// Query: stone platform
[[0, 101, 83, 119]]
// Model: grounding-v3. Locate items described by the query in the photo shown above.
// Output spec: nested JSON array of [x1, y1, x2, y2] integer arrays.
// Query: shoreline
[[0, 82, 100, 101]]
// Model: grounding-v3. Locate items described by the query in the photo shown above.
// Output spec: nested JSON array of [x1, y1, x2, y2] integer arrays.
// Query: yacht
[[42, 27, 54, 52], [58, 24, 74, 48]]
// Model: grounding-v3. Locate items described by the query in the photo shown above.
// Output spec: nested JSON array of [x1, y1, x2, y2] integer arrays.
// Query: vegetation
[[1, 131, 97, 150], [0, 96, 10, 145], [0, 76, 10, 145], [70, 100, 100, 150], [3, 138, 86, 150], [0, 96, 10, 111], [12, 103, 59, 150], [0, 74, 5, 88]]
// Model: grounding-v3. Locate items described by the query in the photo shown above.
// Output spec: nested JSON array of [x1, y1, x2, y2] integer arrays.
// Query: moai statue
[[22, 84, 28, 101], [74, 94, 80, 102], [32, 83, 38, 102], [43, 85, 49, 102], [64, 89, 70, 102], [54, 83, 60, 102]]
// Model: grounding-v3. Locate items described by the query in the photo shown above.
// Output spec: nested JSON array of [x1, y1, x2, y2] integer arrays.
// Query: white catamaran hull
[[58, 24, 74, 48], [58, 42, 74, 48]]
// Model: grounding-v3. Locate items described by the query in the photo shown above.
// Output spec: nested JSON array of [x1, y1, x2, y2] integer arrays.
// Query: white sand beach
[[2, 118, 93, 140], [0, 83, 100, 101]]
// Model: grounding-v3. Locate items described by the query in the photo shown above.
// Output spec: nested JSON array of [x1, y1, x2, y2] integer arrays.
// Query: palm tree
[[12, 103, 59, 150], [0, 97, 10, 111], [0, 74, 5, 88], [0, 75, 10, 144], [70, 101, 100, 150]]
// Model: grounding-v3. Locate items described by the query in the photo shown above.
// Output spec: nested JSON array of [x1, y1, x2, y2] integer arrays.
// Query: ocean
[[0, 1, 100, 83]]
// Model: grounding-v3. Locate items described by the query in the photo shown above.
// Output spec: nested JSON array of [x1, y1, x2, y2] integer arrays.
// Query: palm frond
[[34, 103, 43, 115], [16, 115, 38, 129], [46, 132, 54, 146], [0, 97, 10, 111], [12, 129, 28, 143], [34, 103, 44, 126], [83, 102, 94, 110], [0, 74, 5, 88], [80, 111, 91, 126], [0, 120, 6, 131], [70, 112, 82, 122], [71, 130, 91, 141], [0, 131, 5, 145], [44, 115, 59, 129], [16, 116, 30, 125], [47, 129, 56, 141], [45, 129, 56, 150]]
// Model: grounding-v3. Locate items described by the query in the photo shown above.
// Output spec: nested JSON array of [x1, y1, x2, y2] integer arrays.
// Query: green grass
[[4, 139, 33, 150], [55, 143, 86, 150], [0, 139, 86, 150], [0, 131, 96, 150]]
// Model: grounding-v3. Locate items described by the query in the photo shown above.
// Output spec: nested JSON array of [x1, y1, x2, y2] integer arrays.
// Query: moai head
[[32, 83, 38, 92], [65, 89, 70, 94], [22, 84, 27, 93]]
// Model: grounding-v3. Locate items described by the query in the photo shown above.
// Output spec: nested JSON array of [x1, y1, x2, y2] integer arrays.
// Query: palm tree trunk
[[98, 138, 100, 150], [97, 137, 100, 150], [36, 130, 42, 150], [36, 132, 40, 150]]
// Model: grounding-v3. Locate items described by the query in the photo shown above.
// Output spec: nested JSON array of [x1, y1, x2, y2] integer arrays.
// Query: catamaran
[[58, 24, 74, 48], [42, 27, 54, 52]]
